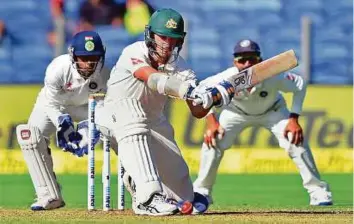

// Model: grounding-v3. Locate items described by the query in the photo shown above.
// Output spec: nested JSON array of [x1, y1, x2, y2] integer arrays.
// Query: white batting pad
[[16, 124, 61, 201], [118, 134, 162, 204], [104, 99, 149, 141]]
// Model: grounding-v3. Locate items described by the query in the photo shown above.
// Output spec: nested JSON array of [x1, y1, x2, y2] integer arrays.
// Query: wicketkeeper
[[16, 31, 110, 210]]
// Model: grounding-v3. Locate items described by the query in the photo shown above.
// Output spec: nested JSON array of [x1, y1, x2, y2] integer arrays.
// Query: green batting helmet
[[144, 8, 186, 58], [148, 8, 186, 38]]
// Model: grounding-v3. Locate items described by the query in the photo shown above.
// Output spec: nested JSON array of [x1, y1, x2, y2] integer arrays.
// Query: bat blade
[[227, 49, 298, 91], [192, 50, 298, 106]]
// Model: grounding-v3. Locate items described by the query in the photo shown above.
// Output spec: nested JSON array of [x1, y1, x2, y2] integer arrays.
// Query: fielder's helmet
[[68, 31, 106, 78], [69, 31, 105, 57]]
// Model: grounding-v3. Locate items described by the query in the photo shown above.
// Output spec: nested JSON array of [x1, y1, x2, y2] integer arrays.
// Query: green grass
[[0, 174, 352, 223]]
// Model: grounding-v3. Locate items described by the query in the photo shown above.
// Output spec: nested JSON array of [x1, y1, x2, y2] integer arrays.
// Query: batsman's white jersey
[[193, 67, 330, 200], [96, 41, 196, 204], [29, 54, 110, 137]]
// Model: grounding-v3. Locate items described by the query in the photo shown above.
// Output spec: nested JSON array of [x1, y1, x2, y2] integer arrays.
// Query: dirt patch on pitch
[[0, 209, 352, 224]]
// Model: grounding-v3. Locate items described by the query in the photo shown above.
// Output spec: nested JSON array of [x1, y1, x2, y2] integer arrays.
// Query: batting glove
[[192, 80, 235, 109]]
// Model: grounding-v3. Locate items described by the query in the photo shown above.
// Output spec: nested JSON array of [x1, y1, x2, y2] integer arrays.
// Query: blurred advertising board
[[0, 85, 352, 174]]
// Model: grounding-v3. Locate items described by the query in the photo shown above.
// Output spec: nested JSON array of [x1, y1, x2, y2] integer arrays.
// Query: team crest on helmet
[[85, 41, 95, 51], [165, 18, 177, 29], [240, 40, 251, 47]]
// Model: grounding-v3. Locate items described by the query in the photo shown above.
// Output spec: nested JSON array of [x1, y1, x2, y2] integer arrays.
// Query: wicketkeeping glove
[[56, 114, 81, 153], [74, 120, 100, 157]]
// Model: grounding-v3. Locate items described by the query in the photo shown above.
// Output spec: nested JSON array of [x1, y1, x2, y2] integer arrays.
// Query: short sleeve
[[117, 45, 151, 75]]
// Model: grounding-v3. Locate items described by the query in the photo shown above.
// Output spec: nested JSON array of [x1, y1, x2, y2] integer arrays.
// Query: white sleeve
[[120, 46, 150, 75], [43, 63, 66, 128], [278, 73, 307, 115]]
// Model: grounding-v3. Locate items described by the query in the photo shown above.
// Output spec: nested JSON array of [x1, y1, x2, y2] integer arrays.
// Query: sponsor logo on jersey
[[20, 129, 31, 140], [64, 82, 75, 92], [131, 58, 144, 65], [65, 82, 72, 89], [89, 81, 98, 90]]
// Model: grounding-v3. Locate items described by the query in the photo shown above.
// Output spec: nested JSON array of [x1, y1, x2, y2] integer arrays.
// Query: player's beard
[[75, 61, 100, 79], [150, 41, 178, 65]]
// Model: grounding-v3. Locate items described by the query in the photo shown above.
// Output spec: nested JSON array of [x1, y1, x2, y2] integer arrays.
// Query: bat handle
[[192, 97, 203, 106], [186, 97, 203, 105]]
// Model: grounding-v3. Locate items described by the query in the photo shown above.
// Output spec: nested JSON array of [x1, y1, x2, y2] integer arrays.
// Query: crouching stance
[[193, 39, 332, 207], [16, 31, 109, 210], [94, 8, 236, 216]]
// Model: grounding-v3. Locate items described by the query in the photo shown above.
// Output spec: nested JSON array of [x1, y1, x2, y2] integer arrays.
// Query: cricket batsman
[[16, 31, 110, 210], [94, 8, 237, 216], [193, 39, 333, 206]]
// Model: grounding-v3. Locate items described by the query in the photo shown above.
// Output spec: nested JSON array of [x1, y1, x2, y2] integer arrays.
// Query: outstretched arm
[[134, 65, 193, 99], [278, 73, 307, 145], [134, 66, 235, 118]]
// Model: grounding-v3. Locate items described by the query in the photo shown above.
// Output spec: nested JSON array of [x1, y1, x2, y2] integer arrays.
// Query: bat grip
[[192, 97, 203, 106], [186, 96, 203, 105]]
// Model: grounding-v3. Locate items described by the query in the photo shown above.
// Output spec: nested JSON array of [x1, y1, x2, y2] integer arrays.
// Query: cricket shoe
[[193, 188, 214, 205], [135, 193, 179, 216], [31, 179, 65, 211], [31, 198, 65, 211], [192, 192, 209, 214], [310, 189, 333, 206]]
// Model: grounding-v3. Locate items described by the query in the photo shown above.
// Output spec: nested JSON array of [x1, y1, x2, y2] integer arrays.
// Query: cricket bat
[[192, 49, 298, 105], [227, 49, 298, 92]]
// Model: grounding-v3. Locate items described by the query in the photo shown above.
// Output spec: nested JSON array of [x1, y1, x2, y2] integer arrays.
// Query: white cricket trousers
[[193, 105, 330, 197]]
